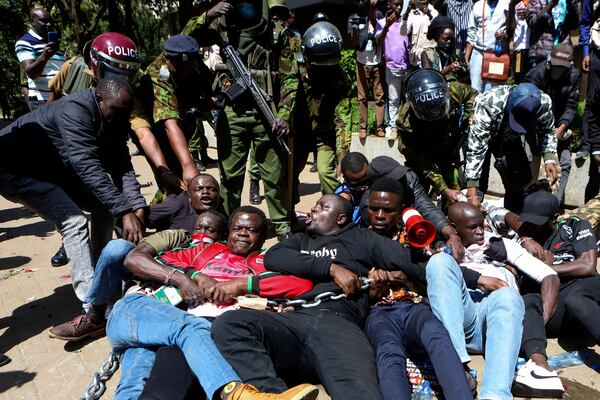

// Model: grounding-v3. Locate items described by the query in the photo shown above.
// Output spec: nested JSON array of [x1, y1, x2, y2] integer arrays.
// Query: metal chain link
[[267, 277, 372, 309], [80, 351, 120, 400]]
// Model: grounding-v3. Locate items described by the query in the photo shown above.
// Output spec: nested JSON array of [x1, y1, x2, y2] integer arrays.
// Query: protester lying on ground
[[211, 194, 482, 400], [513, 191, 600, 382], [146, 173, 223, 233], [448, 202, 564, 398], [364, 178, 475, 399], [426, 211, 526, 398], [48, 209, 228, 342], [106, 206, 317, 400], [0, 77, 146, 336], [359, 155, 464, 259]]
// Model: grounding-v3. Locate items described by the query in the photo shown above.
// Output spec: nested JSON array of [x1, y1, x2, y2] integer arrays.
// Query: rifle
[[220, 43, 291, 155]]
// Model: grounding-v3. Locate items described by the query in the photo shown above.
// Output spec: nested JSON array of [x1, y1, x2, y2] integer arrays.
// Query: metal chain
[[267, 277, 372, 309], [80, 351, 120, 400]]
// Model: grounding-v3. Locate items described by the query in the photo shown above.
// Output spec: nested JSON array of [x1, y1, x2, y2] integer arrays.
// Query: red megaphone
[[402, 208, 436, 248]]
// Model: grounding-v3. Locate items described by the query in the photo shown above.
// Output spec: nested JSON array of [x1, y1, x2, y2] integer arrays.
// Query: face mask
[[439, 41, 455, 53], [550, 66, 568, 81]]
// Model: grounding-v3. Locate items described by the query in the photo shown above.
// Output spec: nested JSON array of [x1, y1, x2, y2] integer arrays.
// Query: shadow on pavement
[[64, 331, 106, 352], [0, 370, 37, 393], [0, 205, 36, 224], [0, 284, 81, 354], [0, 219, 54, 243], [0, 255, 31, 270]]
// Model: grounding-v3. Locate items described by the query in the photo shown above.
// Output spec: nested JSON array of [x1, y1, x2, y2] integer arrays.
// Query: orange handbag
[[480, 1, 510, 81]]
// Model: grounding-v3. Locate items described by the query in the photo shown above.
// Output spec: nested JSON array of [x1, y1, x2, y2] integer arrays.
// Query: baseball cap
[[507, 83, 542, 135], [519, 191, 560, 226], [549, 43, 574, 68]]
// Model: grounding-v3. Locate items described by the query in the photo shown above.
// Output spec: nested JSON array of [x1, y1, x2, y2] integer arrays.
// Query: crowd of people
[[1, 0, 599, 399]]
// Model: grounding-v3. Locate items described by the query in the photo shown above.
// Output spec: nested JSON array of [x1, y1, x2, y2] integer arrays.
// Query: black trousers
[[211, 308, 382, 400], [582, 49, 600, 153], [521, 276, 600, 358], [138, 346, 204, 400], [365, 302, 473, 400]]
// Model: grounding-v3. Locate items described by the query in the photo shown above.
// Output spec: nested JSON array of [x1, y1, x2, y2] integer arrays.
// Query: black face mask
[[550, 66, 569, 82], [439, 41, 456, 54]]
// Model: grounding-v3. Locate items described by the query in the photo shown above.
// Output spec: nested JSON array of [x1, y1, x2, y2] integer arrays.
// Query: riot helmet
[[302, 21, 342, 66], [405, 69, 450, 121], [90, 32, 140, 81]]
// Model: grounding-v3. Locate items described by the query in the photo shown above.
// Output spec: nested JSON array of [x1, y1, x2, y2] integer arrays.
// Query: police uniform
[[137, 36, 215, 188], [279, 54, 351, 198], [183, 5, 292, 235], [397, 78, 477, 196]]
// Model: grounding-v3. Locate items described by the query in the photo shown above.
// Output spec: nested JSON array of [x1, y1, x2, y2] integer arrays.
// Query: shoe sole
[[48, 327, 105, 342], [511, 381, 564, 398], [289, 386, 320, 400], [250, 199, 262, 205], [0, 357, 11, 367], [50, 261, 68, 267]]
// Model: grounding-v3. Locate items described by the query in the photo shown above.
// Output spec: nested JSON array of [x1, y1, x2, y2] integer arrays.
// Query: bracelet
[[247, 276, 253, 294], [190, 271, 201, 280], [164, 268, 177, 285]]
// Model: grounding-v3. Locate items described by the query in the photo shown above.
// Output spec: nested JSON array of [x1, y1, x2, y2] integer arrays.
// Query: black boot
[[249, 180, 262, 205], [51, 245, 69, 267], [309, 152, 317, 173]]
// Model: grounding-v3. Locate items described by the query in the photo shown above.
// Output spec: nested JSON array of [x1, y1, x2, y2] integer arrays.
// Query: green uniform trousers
[[216, 107, 290, 234]]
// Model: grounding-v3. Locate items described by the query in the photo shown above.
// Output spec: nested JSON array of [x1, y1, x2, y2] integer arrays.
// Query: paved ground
[[0, 142, 599, 399]]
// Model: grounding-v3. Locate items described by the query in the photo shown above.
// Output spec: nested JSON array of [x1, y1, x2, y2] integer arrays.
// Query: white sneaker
[[512, 360, 564, 398]]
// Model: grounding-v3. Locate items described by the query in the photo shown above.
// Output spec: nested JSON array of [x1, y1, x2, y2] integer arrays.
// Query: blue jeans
[[86, 239, 135, 307], [107, 294, 239, 400], [426, 253, 524, 400], [469, 49, 500, 93]]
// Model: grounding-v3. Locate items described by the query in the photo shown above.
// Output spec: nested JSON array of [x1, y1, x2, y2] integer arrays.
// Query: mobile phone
[[47, 31, 59, 43]]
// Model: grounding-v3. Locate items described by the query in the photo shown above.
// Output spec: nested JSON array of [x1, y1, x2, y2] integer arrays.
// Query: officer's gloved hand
[[272, 118, 291, 138], [157, 166, 184, 194]]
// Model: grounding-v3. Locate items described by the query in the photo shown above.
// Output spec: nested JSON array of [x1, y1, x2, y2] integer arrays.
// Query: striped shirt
[[15, 29, 65, 101], [445, 0, 474, 52]]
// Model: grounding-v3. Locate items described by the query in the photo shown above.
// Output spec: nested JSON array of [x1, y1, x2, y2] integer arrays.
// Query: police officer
[[465, 83, 558, 212], [397, 69, 477, 205], [182, 0, 293, 239], [279, 21, 352, 204], [138, 35, 218, 199]]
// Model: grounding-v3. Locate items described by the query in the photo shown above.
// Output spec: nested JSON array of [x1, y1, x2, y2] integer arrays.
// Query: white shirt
[[467, 0, 510, 51]]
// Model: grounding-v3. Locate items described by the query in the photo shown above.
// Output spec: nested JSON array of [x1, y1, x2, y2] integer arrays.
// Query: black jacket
[[0, 89, 145, 217], [361, 159, 450, 235], [588, 86, 600, 152], [265, 224, 480, 324], [524, 62, 581, 129]]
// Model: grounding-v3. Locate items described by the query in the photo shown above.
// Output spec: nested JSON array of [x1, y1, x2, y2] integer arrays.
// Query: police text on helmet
[[107, 46, 137, 59], [309, 33, 339, 47]]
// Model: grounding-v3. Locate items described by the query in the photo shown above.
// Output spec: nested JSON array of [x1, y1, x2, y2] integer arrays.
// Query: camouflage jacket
[[397, 80, 477, 194], [138, 53, 214, 126], [465, 85, 557, 187], [278, 53, 352, 158]]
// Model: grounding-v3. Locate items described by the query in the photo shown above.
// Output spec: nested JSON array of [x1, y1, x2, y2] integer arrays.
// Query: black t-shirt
[[544, 218, 597, 283], [147, 192, 196, 232]]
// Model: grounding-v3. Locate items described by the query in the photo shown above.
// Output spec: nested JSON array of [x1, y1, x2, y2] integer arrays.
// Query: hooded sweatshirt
[[265, 223, 481, 325]]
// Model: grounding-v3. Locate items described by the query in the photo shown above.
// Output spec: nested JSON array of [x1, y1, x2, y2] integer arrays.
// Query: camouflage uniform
[[183, 9, 292, 235], [137, 52, 214, 182], [465, 85, 557, 204], [278, 33, 352, 198], [397, 79, 477, 195]]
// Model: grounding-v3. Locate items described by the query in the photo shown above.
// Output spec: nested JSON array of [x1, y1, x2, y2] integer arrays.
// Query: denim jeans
[[469, 49, 501, 93], [107, 294, 239, 400], [0, 170, 113, 307], [426, 253, 524, 400], [86, 239, 135, 307], [386, 68, 408, 129]]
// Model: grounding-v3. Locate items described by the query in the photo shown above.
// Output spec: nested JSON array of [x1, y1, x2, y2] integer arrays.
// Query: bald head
[[30, 8, 52, 37], [448, 202, 485, 247]]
